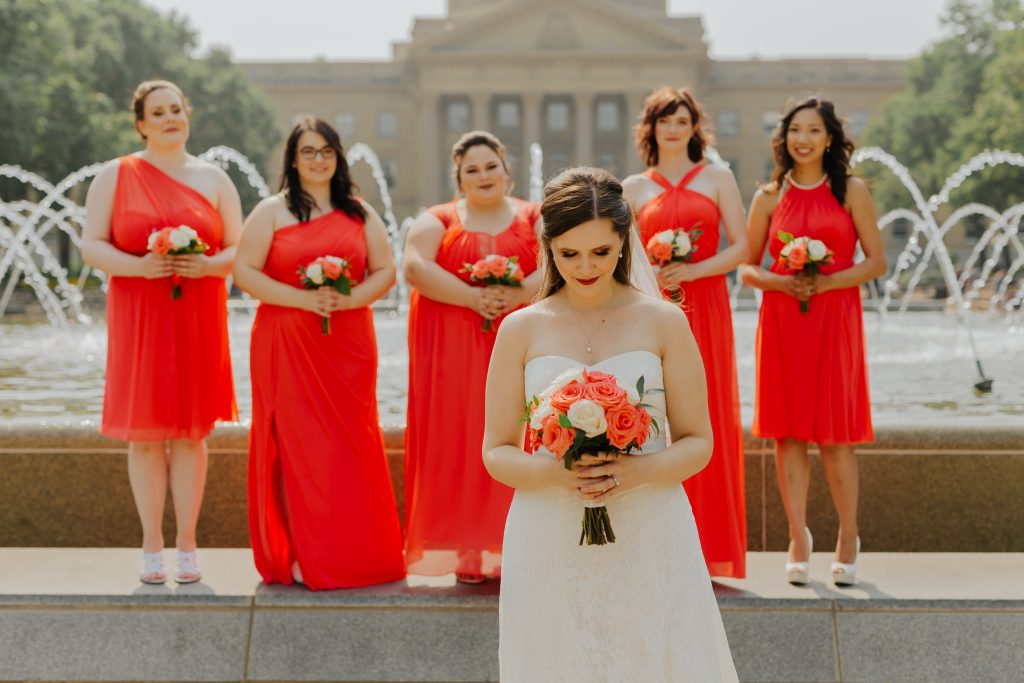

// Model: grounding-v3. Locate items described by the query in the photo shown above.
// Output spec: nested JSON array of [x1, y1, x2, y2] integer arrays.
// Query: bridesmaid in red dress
[[740, 97, 886, 586], [233, 117, 404, 590], [402, 131, 542, 582], [82, 80, 240, 584], [623, 87, 749, 578]]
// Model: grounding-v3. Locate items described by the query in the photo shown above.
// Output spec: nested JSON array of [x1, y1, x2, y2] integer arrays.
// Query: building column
[[624, 90, 649, 176], [471, 92, 490, 132], [574, 91, 594, 167], [417, 91, 441, 206]]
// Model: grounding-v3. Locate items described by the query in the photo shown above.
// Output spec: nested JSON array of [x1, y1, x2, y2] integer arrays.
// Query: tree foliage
[[0, 0, 281, 209], [862, 0, 1024, 210]]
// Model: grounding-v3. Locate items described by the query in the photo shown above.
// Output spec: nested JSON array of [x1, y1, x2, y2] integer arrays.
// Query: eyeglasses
[[298, 146, 337, 161]]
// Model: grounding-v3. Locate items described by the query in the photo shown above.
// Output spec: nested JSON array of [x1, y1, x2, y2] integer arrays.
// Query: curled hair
[[770, 96, 855, 205], [634, 86, 712, 167], [278, 116, 366, 224], [131, 80, 192, 140], [451, 130, 512, 197], [537, 167, 634, 299]]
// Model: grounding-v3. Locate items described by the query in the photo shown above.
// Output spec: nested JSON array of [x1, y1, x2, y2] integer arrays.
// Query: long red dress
[[636, 165, 747, 578], [754, 177, 874, 444], [101, 154, 236, 441], [404, 199, 540, 577], [248, 210, 405, 590]]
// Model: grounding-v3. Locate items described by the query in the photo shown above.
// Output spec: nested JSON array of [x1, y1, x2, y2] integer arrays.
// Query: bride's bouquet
[[298, 255, 353, 334], [777, 231, 833, 313], [523, 367, 658, 545], [147, 225, 208, 299], [644, 223, 703, 267], [460, 254, 525, 331]]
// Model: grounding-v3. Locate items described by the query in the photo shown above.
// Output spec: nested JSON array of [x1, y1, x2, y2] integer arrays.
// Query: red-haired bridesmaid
[[740, 97, 886, 586], [402, 131, 541, 582], [623, 86, 749, 578], [82, 80, 239, 584], [234, 117, 404, 590]]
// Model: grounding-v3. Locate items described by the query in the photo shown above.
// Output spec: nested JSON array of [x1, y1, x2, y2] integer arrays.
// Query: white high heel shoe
[[785, 527, 813, 585], [831, 536, 861, 586]]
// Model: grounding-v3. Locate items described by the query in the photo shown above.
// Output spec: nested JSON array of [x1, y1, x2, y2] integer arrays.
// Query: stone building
[[242, 0, 906, 222]]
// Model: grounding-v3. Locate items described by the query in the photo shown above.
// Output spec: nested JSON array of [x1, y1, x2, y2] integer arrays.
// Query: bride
[[482, 167, 738, 681]]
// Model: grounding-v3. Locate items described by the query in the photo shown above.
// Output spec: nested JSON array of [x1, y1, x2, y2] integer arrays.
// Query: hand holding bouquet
[[778, 231, 833, 313], [147, 225, 209, 299], [460, 254, 525, 331], [298, 255, 353, 334], [523, 367, 659, 545], [645, 223, 703, 267]]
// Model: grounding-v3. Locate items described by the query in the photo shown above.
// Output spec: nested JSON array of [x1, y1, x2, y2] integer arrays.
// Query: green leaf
[[778, 230, 795, 244], [636, 375, 645, 398]]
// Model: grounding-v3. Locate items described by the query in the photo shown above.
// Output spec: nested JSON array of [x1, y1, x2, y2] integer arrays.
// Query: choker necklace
[[567, 289, 616, 354]]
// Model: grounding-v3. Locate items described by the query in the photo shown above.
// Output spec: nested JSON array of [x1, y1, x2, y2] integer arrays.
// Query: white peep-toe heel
[[831, 537, 861, 586], [139, 551, 166, 584], [785, 527, 813, 585]]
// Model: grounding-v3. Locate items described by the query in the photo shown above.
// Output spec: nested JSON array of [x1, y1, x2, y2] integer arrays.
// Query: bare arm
[[736, 187, 813, 302], [685, 167, 749, 279], [332, 203, 396, 310], [814, 178, 888, 293]]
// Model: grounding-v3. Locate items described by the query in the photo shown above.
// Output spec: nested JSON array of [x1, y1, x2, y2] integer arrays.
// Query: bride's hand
[[574, 452, 636, 503]]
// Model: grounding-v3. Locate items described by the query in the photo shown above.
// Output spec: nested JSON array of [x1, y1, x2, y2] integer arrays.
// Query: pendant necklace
[[568, 289, 616, 354]]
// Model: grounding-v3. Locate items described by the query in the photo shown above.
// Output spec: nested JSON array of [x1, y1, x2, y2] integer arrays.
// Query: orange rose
[[488, 256, 510, 278], [582, 380, 629, 410], [605, 404, 641, 450], [550, 380, 586, 413], [633, 407, 652, 448], [150, 228, 173, 255], [320, 258, 342, 280], [584, 370, 616, 384], [471, 260, 490, 279], [540, 413, 575, 459], [512, 267, 525, 282], [648, 241, 673, 265], [786, 241, 809, 271]]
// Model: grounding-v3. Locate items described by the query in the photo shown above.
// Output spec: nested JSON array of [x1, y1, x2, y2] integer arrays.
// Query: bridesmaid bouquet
[[778, 231, 834, 313], [523, 367, 659, 546], [147, 225, 208, 299], [460, 254, 525, 331], [644, 223, 704, 266], [298, 255, 353, 334]]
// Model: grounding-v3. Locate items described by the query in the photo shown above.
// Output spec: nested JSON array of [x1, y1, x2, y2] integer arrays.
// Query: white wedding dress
[[500, 350, 738, 682]]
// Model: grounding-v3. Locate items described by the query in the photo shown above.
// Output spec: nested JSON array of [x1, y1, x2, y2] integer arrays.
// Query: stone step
[[2, 424, 1023, 551], [1, 549, 1022, 682]]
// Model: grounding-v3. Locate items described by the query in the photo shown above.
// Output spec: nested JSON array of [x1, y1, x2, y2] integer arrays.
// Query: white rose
[[567, 399, 608, 438], [654, 230, 675, 245], [780, 242, 793, 257], [147, 232, 159, 250], [484, 253, 499, 262], [808, 239, 828, 261], [177, 225, 198, 240], [169, 229, 192, 250], [305, 263, 325, 285], [545, 366, 586, 396], [324, 255, 344, 267], [674, 232, 692, 256], [529, 399, 558, 430]]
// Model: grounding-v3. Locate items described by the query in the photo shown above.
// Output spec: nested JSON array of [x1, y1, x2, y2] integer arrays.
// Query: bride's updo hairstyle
[[537, 166, 634, 299]]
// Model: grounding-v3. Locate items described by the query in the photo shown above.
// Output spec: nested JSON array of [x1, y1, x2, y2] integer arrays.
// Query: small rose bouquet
[[645, 223, 703, 267], [460, 254, 525, 331], [298, 255, 353, 334], [778, 231, 834, 313], [147, 225, 208, 299], [522, 367, 660, 546]]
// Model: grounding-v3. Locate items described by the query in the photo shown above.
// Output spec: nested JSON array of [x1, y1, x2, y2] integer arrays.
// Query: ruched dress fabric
[[500, 350, 738, 683], [754, 179, 874, 444], [404, 199, 540, 577], [248, 210, 405, 590], [636, 165, 746, 578], [101, 154, 236, 441]]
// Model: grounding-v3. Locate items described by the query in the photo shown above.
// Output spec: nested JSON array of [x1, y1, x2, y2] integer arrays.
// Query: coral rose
[[648, 240, 673, 265], [540, 414, 575, 459], [471, 260, 490, 279], [605, 404, 641, 450], [148, 228, 173, 255], [487, 255, 510, 278], [320, 257, 343, 280], [550, 380, 586, 413], [633, 407, 652, 448], [584, 370, 616, 384], [582, 380, 629, 410], [786, 240, 809, 271]]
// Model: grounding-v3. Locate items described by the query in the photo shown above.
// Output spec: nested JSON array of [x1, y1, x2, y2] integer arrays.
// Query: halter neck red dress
[[636, 165, 746, 578], [248, 209, 405, 590], [101, 154, 236, 441], [754, 177, 874, 444], [404, 198, 540, 577]]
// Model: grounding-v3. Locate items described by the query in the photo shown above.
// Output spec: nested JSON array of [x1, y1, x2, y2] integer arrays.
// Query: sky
[[142, 0, 951, 61]]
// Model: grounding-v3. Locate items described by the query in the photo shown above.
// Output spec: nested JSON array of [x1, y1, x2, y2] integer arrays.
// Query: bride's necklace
[[567, 290, 616, 354]]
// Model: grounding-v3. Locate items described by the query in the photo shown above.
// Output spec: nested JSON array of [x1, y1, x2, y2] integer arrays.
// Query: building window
[[965, 215, 986, 240], [762, 111, 779, 138], [848, 111, 868, 137], [377, 111, 398, 139], [546, 154, 570, 178], [596, 101, 619, 132], [446, 101, 470, 132], [546, 102, 570, 131], [497, 101, 520, 128], [383, 159, 398, 191], [335, 112, 355, 140], [717, 111, 740, 137], [891, 217, 910, 239]]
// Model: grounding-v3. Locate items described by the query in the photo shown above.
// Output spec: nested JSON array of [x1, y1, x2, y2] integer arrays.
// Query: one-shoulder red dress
[[101, 154, 236, 441], [636, 165, 747, 578], [404, 199, 540, 577], [754, 178, 874, 444], [248, 210, 405, 590]]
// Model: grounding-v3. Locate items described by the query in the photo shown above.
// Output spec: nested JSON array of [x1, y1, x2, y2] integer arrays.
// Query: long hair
[[634, 86, 712, 167], [278, 116, 366, 223], [537, 167, 634, 300], [450, 130, 512, 198], [769, 96, 855, 205]]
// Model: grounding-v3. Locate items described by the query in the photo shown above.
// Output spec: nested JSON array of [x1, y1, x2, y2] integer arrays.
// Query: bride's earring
[[618, 252, 623, 259]]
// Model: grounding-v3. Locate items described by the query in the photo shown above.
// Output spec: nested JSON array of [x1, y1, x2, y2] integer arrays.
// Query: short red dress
[[248, 209, 405, 590], [754, 178, 874, 444], [101, 154, 236, 441], [637, 165, 747, 578], [404, 199, 540, 577]]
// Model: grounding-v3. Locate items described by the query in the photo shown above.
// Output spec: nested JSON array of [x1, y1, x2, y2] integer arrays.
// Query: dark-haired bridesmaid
[[233, 117, 405, 590], [740, 97, 886, 586]]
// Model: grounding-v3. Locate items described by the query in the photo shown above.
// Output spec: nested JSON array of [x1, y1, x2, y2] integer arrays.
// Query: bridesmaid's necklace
[[567, 289, 616, 355]]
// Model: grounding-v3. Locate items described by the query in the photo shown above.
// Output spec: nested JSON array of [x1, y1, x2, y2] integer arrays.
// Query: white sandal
[[785, 527, 813, 585], [139, 551, 166, 584], [175, 550, 202, 584], [831, 537, 861, 586]]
